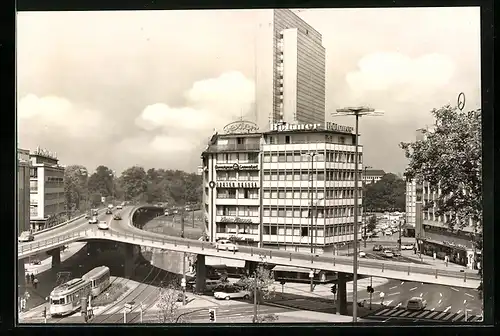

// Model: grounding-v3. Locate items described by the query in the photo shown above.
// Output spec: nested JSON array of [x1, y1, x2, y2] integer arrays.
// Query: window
[[228, 190, 236, 199], [263, 226, 270, 234], [301, 227, 308, 236], [269, 136, 275, 144], [263, 154, 271, 163], [228, 171, 237, 180], [264, 208, 271, 217], [270, 226, 277, 235], [217, 172, 228, 181], [285, 135, 290, 144], [278, 154, 286, 162], [271, 191, 278, 199], [248, 152, 258, 162], [263, 191, 271, 198], [286, 153, 294, 162], [270, 172, 278, 181], [263, 172, 271, 181], [278, 190, 285, 199], [278, 172, 286, 181], [339, 137, 345, 144], [286, 172, 293, 181]]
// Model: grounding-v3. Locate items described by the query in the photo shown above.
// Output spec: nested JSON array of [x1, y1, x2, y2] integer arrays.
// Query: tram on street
[[82, 266, 111, 297], [49, 278, 92, 317]]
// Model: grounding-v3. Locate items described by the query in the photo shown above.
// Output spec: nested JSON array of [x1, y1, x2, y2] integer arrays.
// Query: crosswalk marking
[[435, 312, 448, 319], [443, 313, 456, 321], [399, 311, 412, 317], [407, 311, 421, 318], [427, 311, 440, 319], [392, 310, 406, 317], [452, 314, 464, 322], [375, 308, 391, 316], [416, 311, 428, 318]]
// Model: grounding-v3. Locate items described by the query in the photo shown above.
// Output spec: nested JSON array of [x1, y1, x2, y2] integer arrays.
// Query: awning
[[423, 231, 474, 250]]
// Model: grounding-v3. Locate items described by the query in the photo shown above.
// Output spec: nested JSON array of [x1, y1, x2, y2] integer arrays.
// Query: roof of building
[[365, 169, 386, 176]]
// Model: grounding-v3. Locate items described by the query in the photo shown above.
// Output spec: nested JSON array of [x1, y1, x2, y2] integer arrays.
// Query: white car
[[359, 251, 367, 258], [18, 231, 34, 242], [88, 216, 98, 224], [214, 287, 250, 300], [401, 244, 414, 250], [215, 239, 239, 251], [384, 230, 393, 236], [97, 221, 109, 230], [382, 250, 394, 258], [116, 205, 123, 210], [406, 297, 427, 311]]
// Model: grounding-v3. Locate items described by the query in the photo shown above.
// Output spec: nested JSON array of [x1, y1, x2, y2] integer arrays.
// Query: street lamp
[[334, 106, 383, 323], [302, 152, 318, 254], [363, 165, 372, 248]]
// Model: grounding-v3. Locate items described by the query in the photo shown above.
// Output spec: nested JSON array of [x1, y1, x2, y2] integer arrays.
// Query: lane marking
[[463, 299, 467, 304], [456, 310, 462, 314], [465, 293, 474, 298], [396, 302, 402, 308], [389, 286, 398, 290], [430, 308, 435, 311], [401, 282, 404, 285], [388, 292, 400, 296], [439, 293, 443, 297], [444, 306, 451, 313], [385, 300, 393, 306], [419, 293, 423, 297], [438, 299, 442, 305], [450, 287, 459, 292], [409, 287, 417, 291]]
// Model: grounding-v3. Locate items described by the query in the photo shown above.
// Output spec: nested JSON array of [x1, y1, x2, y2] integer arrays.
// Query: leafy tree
[[120, 166, 148, 202], [88, 165, 115, 198], [236, 258, 277, 323], [367, 215, 377, 232], [64, 165, 89, 212], [155, 284, 186, 323], [399, 105, 482, 232], [364, 173, 406, 211]]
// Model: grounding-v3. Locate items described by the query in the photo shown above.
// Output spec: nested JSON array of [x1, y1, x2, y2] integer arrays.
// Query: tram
[[49, 278, 91, 317], [82, 266, 111, 297]]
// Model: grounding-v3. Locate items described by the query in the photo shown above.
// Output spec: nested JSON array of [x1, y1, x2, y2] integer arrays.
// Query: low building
[[201, 120, 363, 254], [362, 169, 385, 185], [17, 149, 31, 234], [29, 147, 66, 231]]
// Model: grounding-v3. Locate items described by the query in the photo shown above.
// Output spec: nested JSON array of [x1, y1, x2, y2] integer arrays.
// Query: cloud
[[135, 71, 255, 135], [18, 94, 110, 139]]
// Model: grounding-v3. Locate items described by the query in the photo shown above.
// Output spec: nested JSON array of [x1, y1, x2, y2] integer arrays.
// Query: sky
[[17, 7, 481, 175]]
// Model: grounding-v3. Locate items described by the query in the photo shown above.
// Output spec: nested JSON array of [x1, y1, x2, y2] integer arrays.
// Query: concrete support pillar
[[337, 272, 348, 315], [245, 260, 258, 276], [48, 248, 61, 268], [124, 244, 135, 279], [195, 255, 206, 293]]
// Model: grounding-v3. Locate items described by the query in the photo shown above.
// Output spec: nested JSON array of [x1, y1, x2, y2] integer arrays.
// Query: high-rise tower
[[254, 9, 326, 130]]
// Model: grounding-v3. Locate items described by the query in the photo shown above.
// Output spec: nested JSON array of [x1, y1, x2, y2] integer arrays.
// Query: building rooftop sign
[[270, 122, 354, 133], [31, 146, 58, 160], [223, 120, 259, 134]]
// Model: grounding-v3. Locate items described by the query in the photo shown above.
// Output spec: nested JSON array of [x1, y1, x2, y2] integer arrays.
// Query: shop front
[[419, 228, 476, 268]]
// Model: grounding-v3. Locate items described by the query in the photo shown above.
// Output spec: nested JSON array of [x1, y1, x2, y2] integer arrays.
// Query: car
[[105, 209, 112, 215], [172, 209, 179, 214], [164, 210, 171, 216], [84, 214, 90, 219], [384, 230, 393, 236], [406, 297, 427, 311], [116, 205, 123, 210], [372, 245, 383, 252], [31, 259, 41, 265], [401, 244, 414, 250], [214, 287, 250, 300], [382, 250, 394, 258], [18, 231, 34, 242], [113, 214, 122, 220], [97, 221, 109, 230], [89, 216, 98, 224], [215, 239, 239, 252], [359, 251, 367, 258], [391, 249, 401, 257]]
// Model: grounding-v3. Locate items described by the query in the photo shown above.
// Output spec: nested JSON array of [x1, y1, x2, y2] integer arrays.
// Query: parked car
[[359, 251, 367, 258], [382, 250, 394, 258], [401, 244, 414, 250], [214, 287, 250, 300], [215, 239, 239, 252], [406, 297, 427, 311], [373, 245, 383, 252], [391, 249, 402, 257], [18, 231, 34, 242]]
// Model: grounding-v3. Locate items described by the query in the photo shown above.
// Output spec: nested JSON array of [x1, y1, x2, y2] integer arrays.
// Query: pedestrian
[[379, 291, 385, 306], [30, 273, 35, 284], [33, 278, 39, 289], [433, 252, 436, 260], [26, 273, 30, 285]]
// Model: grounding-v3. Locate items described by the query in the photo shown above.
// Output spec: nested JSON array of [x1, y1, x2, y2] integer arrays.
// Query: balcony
[[206, 143, 261, 153]]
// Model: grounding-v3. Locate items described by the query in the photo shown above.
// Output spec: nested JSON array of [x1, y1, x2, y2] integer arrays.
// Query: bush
[[92, 283, 129, 307]]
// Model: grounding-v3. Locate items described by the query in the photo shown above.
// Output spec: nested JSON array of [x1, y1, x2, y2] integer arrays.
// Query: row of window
[[263, 171, 362, 181], [263, 151, 361, 164], [263, 206, 355, 218], [216, 153, 259, 163], [216, 189, 259, 199], [263, 188, 361, 200], [262, 224, 354, 236], [216, 223, 258, 234], [217, 171, 259, 181], [216, 206, 259, 217]]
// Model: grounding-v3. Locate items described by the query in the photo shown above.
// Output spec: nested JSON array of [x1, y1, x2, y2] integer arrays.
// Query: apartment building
[[29, 147, 66, 231], [201, 120, 363, 254]]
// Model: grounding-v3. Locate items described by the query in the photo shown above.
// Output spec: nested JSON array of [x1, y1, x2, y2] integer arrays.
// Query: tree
[[64, 165, 89, 212], [364, 173, 406, 211], [399, 105, 482, 232], [367, 215, 377, 232], [156, 284, 186, 323], [87, 165, 115, 198], [120, 166, 148, 202], [236, 259, 278, 323]]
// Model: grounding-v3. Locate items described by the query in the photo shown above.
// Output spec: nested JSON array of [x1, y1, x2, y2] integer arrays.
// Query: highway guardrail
[[33, 208, 105, 235]]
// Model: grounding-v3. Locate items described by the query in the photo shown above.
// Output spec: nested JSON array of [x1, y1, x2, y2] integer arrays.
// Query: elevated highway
[[18, 206, 480, 290]]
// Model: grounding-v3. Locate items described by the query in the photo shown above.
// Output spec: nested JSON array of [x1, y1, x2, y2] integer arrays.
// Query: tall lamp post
[[363, 165, 372, 248], [303, 152, 318, 254], [335, 106, 382, 323]]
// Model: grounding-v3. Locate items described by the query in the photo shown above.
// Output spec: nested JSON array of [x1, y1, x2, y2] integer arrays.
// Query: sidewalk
[[399, 250, 468, 271]]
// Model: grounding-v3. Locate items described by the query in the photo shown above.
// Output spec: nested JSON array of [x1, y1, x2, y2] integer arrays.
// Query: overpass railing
[[18, 228, 481, 285]]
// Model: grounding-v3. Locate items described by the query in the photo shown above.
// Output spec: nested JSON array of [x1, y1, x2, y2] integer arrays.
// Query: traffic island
[[92, 283, 130, 307]]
